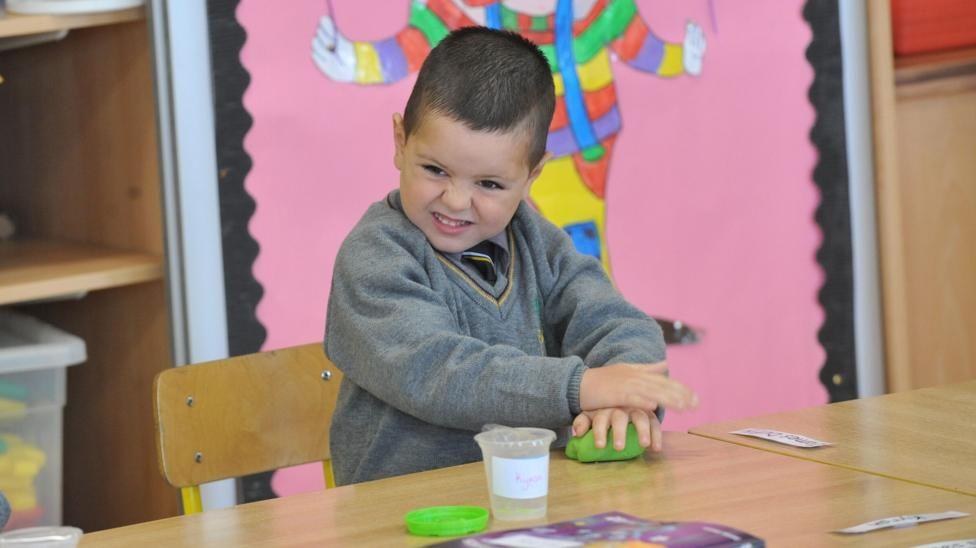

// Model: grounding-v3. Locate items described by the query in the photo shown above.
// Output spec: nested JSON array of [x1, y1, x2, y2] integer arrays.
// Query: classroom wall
[[232, 0, 828, 496]]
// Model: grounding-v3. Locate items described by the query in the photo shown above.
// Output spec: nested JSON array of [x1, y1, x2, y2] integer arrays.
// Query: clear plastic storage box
[[0, 310, 85, 530]]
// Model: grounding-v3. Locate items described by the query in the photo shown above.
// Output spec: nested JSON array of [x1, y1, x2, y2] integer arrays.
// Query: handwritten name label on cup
[[491, 455, 549, 499], [835, 511, 970, 534], [913, 540, 976, 548], [729, 428, 832, 448]]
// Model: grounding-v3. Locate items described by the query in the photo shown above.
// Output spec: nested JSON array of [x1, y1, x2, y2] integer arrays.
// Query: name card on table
[[913, 539, 976, 548], [729, 428, 832, 448], [835, 511, 970, 534]]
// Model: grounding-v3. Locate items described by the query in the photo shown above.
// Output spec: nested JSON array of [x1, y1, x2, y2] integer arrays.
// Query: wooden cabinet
[[868, 1, 976, 391], [0, 8, 179, 531]]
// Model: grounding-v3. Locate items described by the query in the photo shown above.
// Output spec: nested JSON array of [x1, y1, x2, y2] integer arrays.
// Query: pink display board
[[236, 0, 827, 496]]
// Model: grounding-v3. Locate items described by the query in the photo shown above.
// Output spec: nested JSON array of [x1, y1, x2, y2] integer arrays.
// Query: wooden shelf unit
[[0, 240, 162, 305], [868, 1, 976, 392], [0, 8, 179, 531], [0, 8, 143, 38]]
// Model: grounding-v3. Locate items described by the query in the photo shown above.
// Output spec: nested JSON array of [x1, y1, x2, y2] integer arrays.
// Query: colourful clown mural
[[228, 0, 830, 498], [311, 0, 706, 275]]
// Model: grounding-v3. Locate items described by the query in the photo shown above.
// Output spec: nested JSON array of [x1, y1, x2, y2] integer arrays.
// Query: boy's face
[[393, 111, 548, 254]]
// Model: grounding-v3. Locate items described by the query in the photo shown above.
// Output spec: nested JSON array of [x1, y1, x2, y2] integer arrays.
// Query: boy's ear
[[523, 151, 552, 199], [393, 113, 406, 170]]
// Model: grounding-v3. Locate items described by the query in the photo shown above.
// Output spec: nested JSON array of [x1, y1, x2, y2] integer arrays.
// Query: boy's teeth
[[435, 213, 467, 227]]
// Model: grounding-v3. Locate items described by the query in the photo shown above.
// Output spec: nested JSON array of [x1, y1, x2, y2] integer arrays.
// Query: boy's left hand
[[572, 407, 662, 453]]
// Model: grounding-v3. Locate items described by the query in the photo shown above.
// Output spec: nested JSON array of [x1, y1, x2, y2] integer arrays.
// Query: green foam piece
[[565, 423, 645, 462]]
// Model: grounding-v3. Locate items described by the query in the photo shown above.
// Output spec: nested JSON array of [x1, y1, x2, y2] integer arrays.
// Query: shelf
[[0, 7, 143, 39], [0, 239, 163, 305], [895, 45, 976, 85]]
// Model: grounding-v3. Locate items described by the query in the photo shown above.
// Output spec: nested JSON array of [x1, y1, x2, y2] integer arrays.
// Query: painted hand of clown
[[312, 15, 356, 83], [683, 21, 706, 76]]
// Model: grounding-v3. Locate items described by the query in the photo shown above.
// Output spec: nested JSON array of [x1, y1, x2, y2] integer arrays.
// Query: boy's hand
[[572, 408, 662, 452], [579, 362, 698, 414]]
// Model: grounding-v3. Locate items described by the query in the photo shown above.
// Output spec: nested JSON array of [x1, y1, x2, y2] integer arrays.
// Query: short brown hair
[[402, 27, 555, 167]]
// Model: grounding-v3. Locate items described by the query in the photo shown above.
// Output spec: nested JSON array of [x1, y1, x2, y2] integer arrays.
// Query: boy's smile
[[393, 111, 547, 254]]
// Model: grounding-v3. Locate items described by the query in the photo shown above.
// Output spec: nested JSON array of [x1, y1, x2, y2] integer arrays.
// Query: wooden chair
[[153, 343, 343, 514]]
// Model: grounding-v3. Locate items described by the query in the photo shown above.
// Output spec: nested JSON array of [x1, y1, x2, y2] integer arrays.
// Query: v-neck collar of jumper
[[435, 227, 516, 309], [445, 230, 510, 282]]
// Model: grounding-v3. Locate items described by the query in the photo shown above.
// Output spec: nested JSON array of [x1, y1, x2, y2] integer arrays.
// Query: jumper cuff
[[566, 361, 586, 416]]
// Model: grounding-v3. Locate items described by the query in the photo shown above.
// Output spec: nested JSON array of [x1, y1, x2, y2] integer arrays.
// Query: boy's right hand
[[579, 362, 698, 414], [573, 407, 662, 452]]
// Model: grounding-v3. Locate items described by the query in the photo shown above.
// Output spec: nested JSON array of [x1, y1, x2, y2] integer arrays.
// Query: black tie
[[461, 241, 497, 284]]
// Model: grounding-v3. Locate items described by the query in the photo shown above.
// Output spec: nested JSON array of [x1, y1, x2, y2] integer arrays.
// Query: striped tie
[[461, 242, 497, 284]]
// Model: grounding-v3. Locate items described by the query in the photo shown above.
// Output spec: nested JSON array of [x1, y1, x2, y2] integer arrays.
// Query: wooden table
[[82, 433, 976, 546], [690, 380, 976, 496]]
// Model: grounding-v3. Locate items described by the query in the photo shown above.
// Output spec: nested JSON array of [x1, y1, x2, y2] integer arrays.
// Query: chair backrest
[[153, 343, 343, 488]]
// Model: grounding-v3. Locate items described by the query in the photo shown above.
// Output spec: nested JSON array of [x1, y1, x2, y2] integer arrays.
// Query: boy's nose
[[441, 182, 472, 212]]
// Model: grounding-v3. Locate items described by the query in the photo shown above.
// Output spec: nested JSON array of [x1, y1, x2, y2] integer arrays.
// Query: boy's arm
[[312, 0, 473, 85], [325, 226, 586, 432], [539, 223, 675, 421], [597, 0, 705, 77], [540, 218, 665, 369]]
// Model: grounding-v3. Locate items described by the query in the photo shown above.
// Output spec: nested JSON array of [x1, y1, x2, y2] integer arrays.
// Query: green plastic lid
[[404, 505, 489, 537]]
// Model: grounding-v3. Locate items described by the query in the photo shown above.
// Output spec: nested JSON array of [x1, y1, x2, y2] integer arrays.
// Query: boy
[[325, 27, 697, 486]]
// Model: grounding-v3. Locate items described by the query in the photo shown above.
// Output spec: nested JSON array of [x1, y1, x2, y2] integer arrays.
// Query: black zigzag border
[[803, 0, 858, 402], [206, 0, 273, 502]]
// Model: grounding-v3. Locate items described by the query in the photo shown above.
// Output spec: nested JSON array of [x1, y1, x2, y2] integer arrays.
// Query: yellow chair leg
[[181, 464, 332, 514], [181, 486, 203, 515], [323, 460, 336, 489]]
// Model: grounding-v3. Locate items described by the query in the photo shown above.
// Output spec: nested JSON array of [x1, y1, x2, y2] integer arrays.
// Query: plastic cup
[[473, 425, 556, 521]]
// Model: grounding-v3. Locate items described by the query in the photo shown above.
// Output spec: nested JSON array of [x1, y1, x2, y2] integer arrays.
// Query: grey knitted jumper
[[326, 191, 665, 485]]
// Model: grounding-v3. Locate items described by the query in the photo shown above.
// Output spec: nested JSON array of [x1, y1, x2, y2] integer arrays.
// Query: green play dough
[[565, 424, 645, 462]]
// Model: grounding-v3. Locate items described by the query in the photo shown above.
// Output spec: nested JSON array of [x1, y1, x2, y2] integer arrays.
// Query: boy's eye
[[423, 165, 446, 177], [477, 180, 504, 190]]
